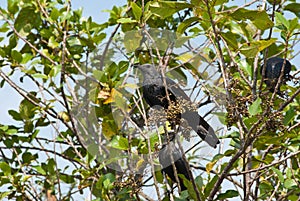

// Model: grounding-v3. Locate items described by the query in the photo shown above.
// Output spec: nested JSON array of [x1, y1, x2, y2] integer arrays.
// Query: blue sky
[[72, 0, 126, 23]]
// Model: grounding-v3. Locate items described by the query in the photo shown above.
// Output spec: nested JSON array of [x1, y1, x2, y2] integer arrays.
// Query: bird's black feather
[[261, 57, 291, 93], [136, 64, 219, 148], [159, 134, 191, 191]]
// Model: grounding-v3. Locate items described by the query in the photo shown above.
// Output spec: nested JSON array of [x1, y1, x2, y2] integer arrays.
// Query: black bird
[[135, 64, 219, 148], [158, 133, 191, 191], [261, 57, 291, 94]]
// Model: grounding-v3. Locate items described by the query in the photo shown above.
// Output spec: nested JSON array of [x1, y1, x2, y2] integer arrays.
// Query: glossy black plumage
[[158, 134, 191, 191], [135, 64, 219, 148], [261, 57, 291, 93]]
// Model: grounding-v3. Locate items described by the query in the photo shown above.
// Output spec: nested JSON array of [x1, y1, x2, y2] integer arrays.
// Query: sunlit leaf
[[117, 18, 137, 24], [230, 9, 274, 30], [150, 1, 193, 18], [271, 167, 284, 183], [123, 30, 143, 52], [240, 38, 276, 58], [110, 136, 129, 150], [275, 12, 289, 30], [284, 179, 297, 189], [249, 97, 262, 116], [206, 160, 217, 173], [131, 2, 142, 20], [0, 162, 11, 176]]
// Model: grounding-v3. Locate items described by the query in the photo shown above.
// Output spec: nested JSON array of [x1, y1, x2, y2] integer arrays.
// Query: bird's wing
[[165, 77, 190, 101]]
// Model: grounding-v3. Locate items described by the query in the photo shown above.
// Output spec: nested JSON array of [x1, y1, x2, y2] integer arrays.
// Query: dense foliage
[[0, 0, 299, 200]]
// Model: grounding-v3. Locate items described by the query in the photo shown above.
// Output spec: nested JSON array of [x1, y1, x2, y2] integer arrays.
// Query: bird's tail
[[182, 111, 220, 148]]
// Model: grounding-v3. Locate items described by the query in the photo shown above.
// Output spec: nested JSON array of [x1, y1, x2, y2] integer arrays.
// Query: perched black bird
[[261, 57, 291, 94], [159, 133, 191, 191], [135, 64, 219, 148]]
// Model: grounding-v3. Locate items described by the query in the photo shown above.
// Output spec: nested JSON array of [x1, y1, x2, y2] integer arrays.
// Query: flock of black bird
[[134, 56, 292, 191]]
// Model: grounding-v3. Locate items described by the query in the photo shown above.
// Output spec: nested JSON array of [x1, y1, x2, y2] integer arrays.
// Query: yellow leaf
[[103, 88, 122, 104], [175, 52, 193, 63], [206, 160, 217, 173], [136, 158, 145, 170], [58, 111, 70, 122]]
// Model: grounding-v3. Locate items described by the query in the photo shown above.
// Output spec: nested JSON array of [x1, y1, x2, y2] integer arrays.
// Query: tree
[[0, 0, 299, 200]]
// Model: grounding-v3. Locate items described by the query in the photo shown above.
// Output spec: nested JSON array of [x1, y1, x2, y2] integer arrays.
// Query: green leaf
[[131, 2, 142, 20], [33, 165, 46, 175], [21, 53, 34, 64], [49, 64, 62, 77], [92, 33, 106, 45], [230, 9, 273, 30], [177, 17, 199, 34], [181, 175, 198, 200], [0, 192, 12, 200], [285, 3, 300, 18], [0, 162, 11, 176], [67, 37, 81, 46], [8, 110, 22, 121], [217, 190, 239, 199], [213, 112, 226, 125], [103, 173, 116, 189], [259, 180, 273, 195], [117, 18, 137, 24], [271, 167, 284, 183], [0, 125, 8, 131], [61, 10, 72, 21], [284, 178, 297, 189], [22, 152, 37, 164], [174, 36, 193, 48], [223, 149, 237, 156], [275, 12, 289, 29], [60, 174, 75, 184], [48, 36, 60, 49], [288, 18, 300, 34], [150, 1, 193, 18], [194, 175, 203, 188], [288, 195, 299, 201], [176, 52, 194, 63], [238, 60, 252, 77], [252, 13, 274, 30], [123, 30, 143, 52], [42, 159, 56, 175], [50, 7, 60, 21], [24, 120, 34, 133], [154, 168, 164, 184], [220, 32, 238, 50], [102, 118, 118, 139], [19, 98, 36, 120], [11, 50, 22, 63], [283, 106, 296, 126], [6, 128, 18, 135], [7, 0, 19, 14], [249, 97, 262, 115], [240, 38, 276, 58], [204, 175, 218, 197], [110, 136, 129, 150], [14, 6, 42, 37], [32, 73, 48, 79]]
